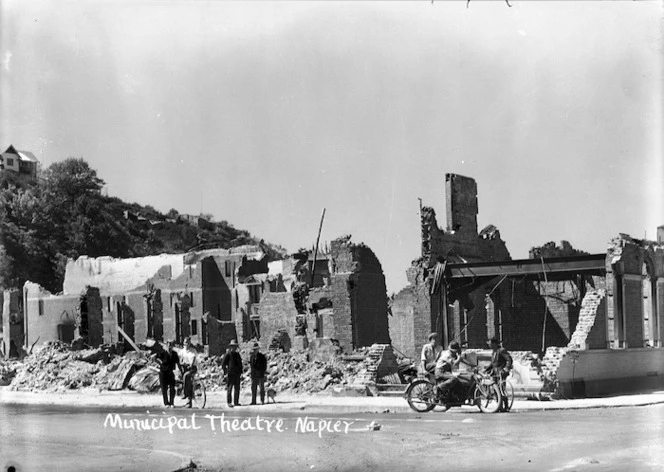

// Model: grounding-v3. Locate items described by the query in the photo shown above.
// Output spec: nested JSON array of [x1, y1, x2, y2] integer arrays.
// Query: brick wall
[[206, 317, 237, 356], [352, 272, 391, 347], [623, 276, 644, 347], [585, 294, 608, 350], [258, 292, 298, 349], [389, 286, 416, 358], [445, 173, 478, 236], [328, 238, 390, 351], [328, 274, 353, 351], [24, 283, 79, 346], [84, 287, 103, 347], [556, 348, 664, 397], [568, 290, 606, 349], [493, 280, 569, 353], [2, 290, 23, 358]]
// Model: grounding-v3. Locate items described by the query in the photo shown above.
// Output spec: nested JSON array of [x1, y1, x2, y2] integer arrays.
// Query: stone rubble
[[5, 340, 377, 395]]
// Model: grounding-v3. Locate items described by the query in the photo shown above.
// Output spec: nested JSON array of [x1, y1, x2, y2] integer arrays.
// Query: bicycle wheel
[[191, 382, 206, 409], [500, 380, 514, 412], [405, 380, 436, 413], [474, 383, 501, 413]]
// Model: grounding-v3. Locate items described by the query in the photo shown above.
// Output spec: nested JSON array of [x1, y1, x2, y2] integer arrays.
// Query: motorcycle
[[404, 368, 503, 413]]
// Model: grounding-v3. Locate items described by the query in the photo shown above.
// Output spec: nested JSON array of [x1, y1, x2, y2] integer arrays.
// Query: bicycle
[[405, 369, 502, 414], [175, 368, 207, 409]]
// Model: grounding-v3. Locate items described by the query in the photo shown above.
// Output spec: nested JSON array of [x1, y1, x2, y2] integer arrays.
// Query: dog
[[266, 388, 277, 404]]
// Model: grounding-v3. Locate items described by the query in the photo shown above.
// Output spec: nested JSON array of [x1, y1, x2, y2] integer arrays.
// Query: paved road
[[1, 403, 663, 472]]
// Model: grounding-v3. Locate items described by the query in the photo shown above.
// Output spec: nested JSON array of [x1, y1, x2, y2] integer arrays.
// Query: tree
[[41, 158, 104, 198]]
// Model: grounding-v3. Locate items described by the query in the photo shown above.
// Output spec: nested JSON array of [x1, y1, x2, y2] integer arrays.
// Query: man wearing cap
[[419, 333, 443, 377], [249, 342, 268, 405], [155, 340, 183, 408], [485, 337, 513, 411], [222, 340, 243, 407], [434, 341, 466, 398]]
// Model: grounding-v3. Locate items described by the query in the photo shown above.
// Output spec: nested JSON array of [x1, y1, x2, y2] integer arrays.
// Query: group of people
[[155, 333, 513, 410], [221, 339, 268, 407], [153, 338, 268, 409], [420, 332, 513, 411]]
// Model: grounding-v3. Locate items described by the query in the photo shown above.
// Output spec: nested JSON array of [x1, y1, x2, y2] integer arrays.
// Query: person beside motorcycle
[[434, 341, 473, 398], [419, 333, 443, 377], [485, 337, 513, 411]]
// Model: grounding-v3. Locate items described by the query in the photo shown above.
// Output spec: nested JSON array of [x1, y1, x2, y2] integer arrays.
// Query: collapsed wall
[[257, 236, 391, 353]]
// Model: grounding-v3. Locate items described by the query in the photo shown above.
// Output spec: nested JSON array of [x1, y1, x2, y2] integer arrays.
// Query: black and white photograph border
[[1, 1, 663, 471]]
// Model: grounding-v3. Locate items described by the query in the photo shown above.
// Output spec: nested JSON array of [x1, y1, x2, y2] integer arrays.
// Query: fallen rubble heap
[[6, 340, 373, 395]]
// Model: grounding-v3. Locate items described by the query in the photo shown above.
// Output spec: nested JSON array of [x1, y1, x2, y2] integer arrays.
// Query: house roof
[[17, 150, 39, 162], [2, 145, 39, 163]]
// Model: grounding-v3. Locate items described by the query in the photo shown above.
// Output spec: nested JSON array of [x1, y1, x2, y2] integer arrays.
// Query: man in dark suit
[[222, 339, 243, 407], [155, 340, 183, 408], [249, 342, 268, 405]]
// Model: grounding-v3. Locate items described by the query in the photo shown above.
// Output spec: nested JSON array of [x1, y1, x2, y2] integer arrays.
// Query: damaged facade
[[255, 236, 391, 353], [17, 235, 391, 357], [391, 173, 664, 396], [21, 246, 269, 356]]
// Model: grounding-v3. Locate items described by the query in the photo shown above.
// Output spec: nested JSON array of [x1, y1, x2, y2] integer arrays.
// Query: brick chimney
[[445, 173, 478, 235]]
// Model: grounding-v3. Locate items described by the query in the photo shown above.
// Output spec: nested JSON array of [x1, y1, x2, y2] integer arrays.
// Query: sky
[[1, 0, 662, 294]]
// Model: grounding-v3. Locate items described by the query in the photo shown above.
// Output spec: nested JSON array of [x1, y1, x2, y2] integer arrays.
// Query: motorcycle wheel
[[405, 379, 436, 413], [473, 383, 502, 413]]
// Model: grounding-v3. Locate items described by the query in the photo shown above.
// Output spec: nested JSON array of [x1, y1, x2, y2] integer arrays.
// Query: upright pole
[[541, 257, 549, 353], [311, 208, 326, 287]]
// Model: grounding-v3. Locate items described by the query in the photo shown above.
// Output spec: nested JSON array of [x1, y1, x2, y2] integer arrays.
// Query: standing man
[[222, 339, 243, 407], [155, 340, 183, 408], [419, 332, 443, 377], [485, 337, 513, 411], [249, 342, 268, 405]]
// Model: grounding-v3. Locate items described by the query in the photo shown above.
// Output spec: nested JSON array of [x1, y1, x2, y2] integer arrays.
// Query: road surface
[[1, 403, 663, 471]]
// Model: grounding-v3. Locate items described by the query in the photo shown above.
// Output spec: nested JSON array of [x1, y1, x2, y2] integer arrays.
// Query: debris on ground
[[6, 339, 376, 395]]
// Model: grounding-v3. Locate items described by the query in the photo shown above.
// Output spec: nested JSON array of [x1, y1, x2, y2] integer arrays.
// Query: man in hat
[[419, 332, 443, 377], [155, 340, 183, 408], [434, 341, 467, 398], [249, 342, 268, 405], [485, 337, 513, 411], [222, 339, 243, 407]]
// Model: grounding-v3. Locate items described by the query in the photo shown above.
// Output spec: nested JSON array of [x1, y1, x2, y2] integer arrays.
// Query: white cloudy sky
[[2, 0, 662, 293]]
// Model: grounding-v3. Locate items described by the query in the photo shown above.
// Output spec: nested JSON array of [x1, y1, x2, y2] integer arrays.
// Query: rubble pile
[[192, 348, 367, 395], [0, 359, 21, 386], [10, 342, 105, 391], [262, 351, 365, 394], [540, 346, 568, 392], [7, 340, 371, 395]]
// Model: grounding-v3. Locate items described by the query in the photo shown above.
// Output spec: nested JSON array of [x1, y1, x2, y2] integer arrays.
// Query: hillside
[[0, 158, 287, 293]]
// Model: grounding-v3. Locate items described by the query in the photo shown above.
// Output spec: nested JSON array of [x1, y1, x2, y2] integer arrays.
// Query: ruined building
[[390, 173, 664, 396], [8, 235, 391, 358], [17, 246, 268, 356], [257, 235, 391, 353]]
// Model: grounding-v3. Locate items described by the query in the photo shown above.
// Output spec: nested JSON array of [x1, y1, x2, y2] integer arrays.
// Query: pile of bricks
[[351, 344, 399, 392], [7, 339, 377, 396], [568, 289, 606, 349], [540, 346, 568, 392]]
